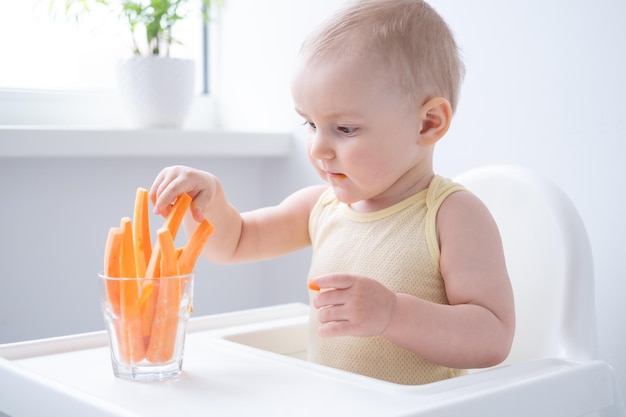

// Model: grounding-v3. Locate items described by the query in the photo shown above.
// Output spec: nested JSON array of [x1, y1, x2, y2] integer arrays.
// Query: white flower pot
[[117, 57, 195, 129]]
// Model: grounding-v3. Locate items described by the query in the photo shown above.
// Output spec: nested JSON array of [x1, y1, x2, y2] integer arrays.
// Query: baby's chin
[[329, 186, 360, 206]]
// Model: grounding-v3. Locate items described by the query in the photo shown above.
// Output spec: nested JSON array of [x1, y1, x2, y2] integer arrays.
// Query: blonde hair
[[299, 0, 465, 112]]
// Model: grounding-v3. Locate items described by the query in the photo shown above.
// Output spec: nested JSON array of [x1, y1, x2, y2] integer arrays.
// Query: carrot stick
[[133, 187, 152, 278], [103, 227, 124, 315], [120, 217, 146, 363], [141, 260, 160, 343], [164, 193, 193, 240], [140, 278, 158, 346], [146, 228, 181, 363], [178, 219, 214, 275], [120, 218, 137, 278], [176, 220, 213, 314], [138, 283, 154, 310], [103, 227, 130, 363], [141, 193, 192, 340], [132, 187, 152, 344], [144, 192, 192, 278]]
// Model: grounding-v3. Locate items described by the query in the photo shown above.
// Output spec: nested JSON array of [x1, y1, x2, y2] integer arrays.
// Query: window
[[0, 1, 212, 127]]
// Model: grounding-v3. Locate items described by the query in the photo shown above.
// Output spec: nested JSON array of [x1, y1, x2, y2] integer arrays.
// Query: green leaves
[[48, 0, 218, 57]]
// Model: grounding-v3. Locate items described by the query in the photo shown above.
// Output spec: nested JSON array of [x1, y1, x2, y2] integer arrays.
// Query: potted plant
[[49, 0, 221, 128]]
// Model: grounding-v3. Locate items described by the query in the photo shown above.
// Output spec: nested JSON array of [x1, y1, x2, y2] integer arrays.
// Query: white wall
[[428, 0, 626, 397], [1, 0, 624, 402]]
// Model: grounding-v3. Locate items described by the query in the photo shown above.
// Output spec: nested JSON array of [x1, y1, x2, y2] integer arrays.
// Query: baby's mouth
[[328, 172, 347, 179]]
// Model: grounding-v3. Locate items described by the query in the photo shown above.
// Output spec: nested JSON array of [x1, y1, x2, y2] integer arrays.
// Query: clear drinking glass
[[98, 272, 194, 381]]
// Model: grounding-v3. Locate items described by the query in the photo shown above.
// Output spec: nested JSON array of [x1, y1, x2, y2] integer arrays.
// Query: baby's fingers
[[149, 167, 176, 210], [150, 166, 191, 215], [318, 320, 352, 338], [149, 170, 165, 205], [152, 188, 178, 217], [313, 273, 355, 291], [149, 165, 216, 222], [189, 195, 211, 223]]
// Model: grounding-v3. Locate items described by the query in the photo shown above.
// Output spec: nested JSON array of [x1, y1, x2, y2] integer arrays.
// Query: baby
[[150, 0, 515, 385]]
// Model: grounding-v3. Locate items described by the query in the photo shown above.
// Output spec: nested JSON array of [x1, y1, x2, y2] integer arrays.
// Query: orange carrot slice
[[119, 217, 146, 363], [178, 219, 214, 275], [142, 193, 192, 340], [103, 227, 130, 362], [120, 218, 137, 279], [308, 281, 321, 291], [141, 266, 160, 342], [140, 278, 158, 346], [103, 227, 124, 315], [164, 193, 192, 240], [144, 192, 192, 278], [132, 187, 152, 344], [146, 228, 181, 363], [138, 283, 154, 309], [177, 220, 214, 313], [133, 187, 152, 278]]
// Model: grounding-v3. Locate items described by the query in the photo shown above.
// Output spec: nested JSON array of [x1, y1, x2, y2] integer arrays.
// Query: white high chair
[[452, 165, 624, 416]]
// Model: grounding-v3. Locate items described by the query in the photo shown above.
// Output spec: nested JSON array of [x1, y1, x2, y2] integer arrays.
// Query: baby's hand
[[150, 165, 218, 223], [310, 274, 397, 338]]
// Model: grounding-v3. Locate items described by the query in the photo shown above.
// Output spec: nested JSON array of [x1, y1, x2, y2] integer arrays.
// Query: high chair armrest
[[404, 358, 624, 417]]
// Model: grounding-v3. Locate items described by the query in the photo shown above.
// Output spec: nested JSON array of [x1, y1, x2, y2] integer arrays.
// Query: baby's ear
[[418, 97, 452, 146]]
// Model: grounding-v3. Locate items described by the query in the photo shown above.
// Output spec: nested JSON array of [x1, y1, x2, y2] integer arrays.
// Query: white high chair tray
[[0, 304, 618, 417]]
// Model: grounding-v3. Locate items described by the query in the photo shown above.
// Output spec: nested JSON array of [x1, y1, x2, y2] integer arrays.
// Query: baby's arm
[[386, 190, 515, 368], [311, 190, 515, 369], [150, 165, 326, 264]]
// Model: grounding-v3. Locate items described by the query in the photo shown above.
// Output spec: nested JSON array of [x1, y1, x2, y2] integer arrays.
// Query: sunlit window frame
[[0, 21, 214, 129]]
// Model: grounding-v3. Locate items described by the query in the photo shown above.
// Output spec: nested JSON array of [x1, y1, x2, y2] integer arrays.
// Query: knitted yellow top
[[307, 175, 467, 385]]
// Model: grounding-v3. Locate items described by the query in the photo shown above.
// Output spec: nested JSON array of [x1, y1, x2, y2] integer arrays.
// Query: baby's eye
[[337, 126, 357, 135], [302, 120, 316, 129]]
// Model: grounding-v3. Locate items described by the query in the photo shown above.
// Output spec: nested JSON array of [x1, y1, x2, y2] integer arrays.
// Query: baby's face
[[291, 54, 431, 212]]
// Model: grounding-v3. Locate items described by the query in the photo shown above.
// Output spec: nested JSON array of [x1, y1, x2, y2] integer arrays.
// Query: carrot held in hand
[[141, 193, 192, 341], [144, 192, 192, 279], [146, 228, 181, 363], [164, 193, 192, 240], [176, 219, 214, 313], [120, 217, 146, 363], [178, 219, 214, 275]]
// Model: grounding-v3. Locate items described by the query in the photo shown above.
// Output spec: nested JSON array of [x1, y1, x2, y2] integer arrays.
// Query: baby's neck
[[351, 170, 435, 214]]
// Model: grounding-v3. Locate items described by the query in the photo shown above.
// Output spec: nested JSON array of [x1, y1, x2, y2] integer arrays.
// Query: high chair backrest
[[454, 165, 598, 365]]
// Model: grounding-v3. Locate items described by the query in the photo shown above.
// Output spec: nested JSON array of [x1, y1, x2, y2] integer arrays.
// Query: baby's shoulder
[[437, 189, 496, 231]]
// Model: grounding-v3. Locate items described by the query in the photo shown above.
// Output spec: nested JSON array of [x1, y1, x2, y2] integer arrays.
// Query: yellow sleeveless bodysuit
[[307, 175, 467, 385]]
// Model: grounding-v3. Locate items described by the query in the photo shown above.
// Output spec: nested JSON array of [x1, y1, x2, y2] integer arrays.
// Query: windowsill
[[0, 126, 293, 158]]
